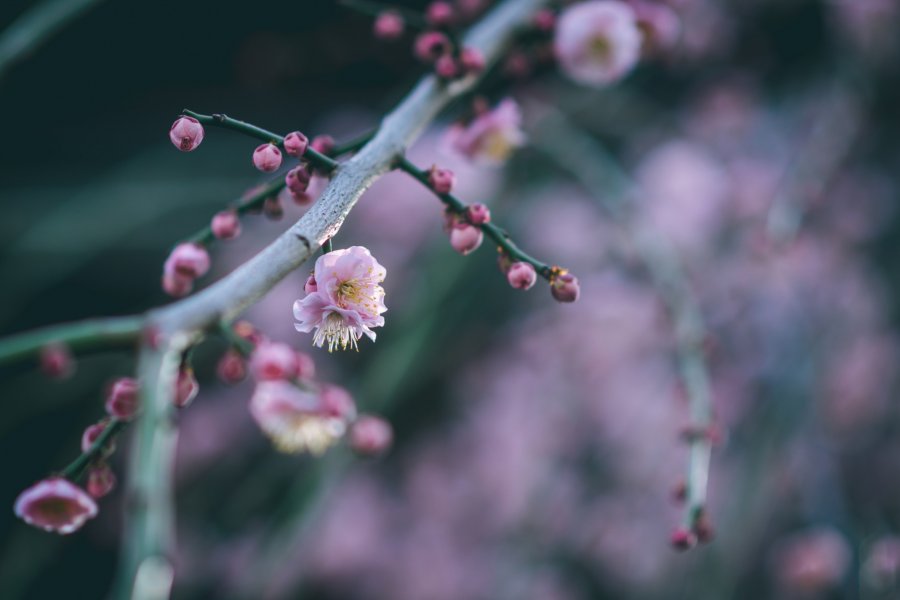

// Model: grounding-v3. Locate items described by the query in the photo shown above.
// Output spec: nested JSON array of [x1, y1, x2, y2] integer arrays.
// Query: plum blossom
[[14, 478, 98, 534], [293, 246, 387, 352], [554, 1, 642, 87], [445, 99, 526, 165], [249, 381, 348, 455]]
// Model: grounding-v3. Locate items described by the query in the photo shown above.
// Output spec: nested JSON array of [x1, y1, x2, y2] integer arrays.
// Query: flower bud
[[349, 415, 393, 456], [426, 2, 455, 27], [414, 31, 451, 63], [285, 166, 311, 194], [211, 210, 241, 240], [86, 464, 116, 499], [671, 526, 697, 551], [304, 274, 318, 294], [81, 421, 114, 454], [374, 10, 404, 40], [320, 385, 357, 421], [507, 261, 537, 290], [250, 342, 299, 381], [165, 243, 210, 279], [174, 367, 199, 408], [428, 166, 455, 194], [459, 47, 485, 74], [253, 143, 283, 172], [105, 378, 140, 420], [169, 116, 204, 152], [310, 135, 335, 156], [40, 343, 74, 379], [551, 272, 580, 303], [449, 223, 484, 255], [263, 196, 284, 220], [162, 271, 193, 297], [435, 54, 459, 79], [283, 131, 309, 157], [217, 349, 247, 384], [466, 203, 491, 225]]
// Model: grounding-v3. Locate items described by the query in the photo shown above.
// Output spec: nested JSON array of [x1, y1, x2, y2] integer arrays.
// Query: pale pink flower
[[249, 381, 347, 455], [554, 1, 642, 87], [444, 99, 526, 165], [14, 478, 98, 534], [293, 246, 387, 352]]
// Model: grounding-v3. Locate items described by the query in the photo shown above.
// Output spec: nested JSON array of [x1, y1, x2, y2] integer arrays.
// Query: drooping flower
[[444, 98, 526, 165], [14, 478, 98, 534], [293, 246, 387, 352], [554, 1, 642, 87], [249, 381, 348, 455]]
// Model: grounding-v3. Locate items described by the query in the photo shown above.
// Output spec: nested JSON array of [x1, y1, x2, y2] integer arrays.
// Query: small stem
[[217, 322, 254, 357], [322, 238, 333, 254], [0, 315, 143, 367], [332, 129, 377, 156], [395, 156, 553, 279], [60, 419, 127, 480], [182, 110, 340, 172], [183, 177, 287, 245]]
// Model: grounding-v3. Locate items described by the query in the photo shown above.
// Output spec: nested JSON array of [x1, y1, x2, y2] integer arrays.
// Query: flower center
[[313, 312, 361, 352]]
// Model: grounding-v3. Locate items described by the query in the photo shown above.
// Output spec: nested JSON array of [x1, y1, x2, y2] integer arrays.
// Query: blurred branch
[[0, 315, 142, 366], [396, 156, 555, 279], [530, 106, 715, 541], [0, 0, 106, 81]]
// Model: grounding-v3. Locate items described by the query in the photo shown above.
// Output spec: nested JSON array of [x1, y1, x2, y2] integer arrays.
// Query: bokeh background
[[2, 0, 900, 598]]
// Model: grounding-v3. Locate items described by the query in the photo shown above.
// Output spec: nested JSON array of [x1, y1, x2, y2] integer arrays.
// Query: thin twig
[[0, 315, 143, 366]]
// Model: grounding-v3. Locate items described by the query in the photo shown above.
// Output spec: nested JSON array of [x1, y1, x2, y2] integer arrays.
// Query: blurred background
[[1, 0, 900, 598]]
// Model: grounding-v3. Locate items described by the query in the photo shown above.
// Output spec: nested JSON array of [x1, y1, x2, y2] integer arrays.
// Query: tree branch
[[0, 315, 142, 366]]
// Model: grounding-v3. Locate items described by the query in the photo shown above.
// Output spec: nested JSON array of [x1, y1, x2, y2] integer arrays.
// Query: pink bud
[[304, 274, 318, 294], [551, 272, 580, 303], [211, 210, 241, 240], [253, 143, 283, 172], [250, 342, 299, 381], [426, 1, 455, 27], [435, 54, 459, 79], [263, 196, 284, 220], [81, 421, 112, 453], [169, 116, 204, 152], [105, 377, 140, 420], [533, 8, 556, 32], [217, 349, 247, 384], [320, 385, 357, 421], [162, 270, 193, 297], [40, 343, 74, 379], [310, 134, 335, 155], [295, 351, 315, 379], [234, 321, 265, 347], [14, 478, 98, 534], [414, 31, 451, 63], [174, 368, 199, 408], [86, 464, 116, 499], [283, 131, 309, 157], [449, 223, 484, 255], [349, 415, 393, 456], [507, 261, 537, 290], [428, 166, 455, 194], [165, 243, 210, 279], [459, 47, 485, 74], [285, 166, 311, 194], [466, 203, 491, 225], [374, 10, 405, 40], [671, 527, 697, 551]]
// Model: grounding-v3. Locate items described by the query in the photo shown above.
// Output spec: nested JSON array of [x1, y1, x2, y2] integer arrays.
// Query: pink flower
[[283, 131, 309, 157], [445, 99, 526, 165], [374, 10, 405, 40], [304, 273, 318, 294], [428, 166, 456, 194], [293, 246, 387, 352], [250, 381, 347, 455], [105, 377, 140, 420], [555, 1, 642, 87], [507, 262, 537, 290], [253, 143, 283, 172], [14, 478, 98, 534], [349, 415, 394, 456], [169, 116, 204, 152], [630, 0, 681, 53], [551, 272, 581, 302], [445, 212, 484, 255], [211, 210, 241, 240], [414, 31, 451, 63], [250, 341, 300, 381]]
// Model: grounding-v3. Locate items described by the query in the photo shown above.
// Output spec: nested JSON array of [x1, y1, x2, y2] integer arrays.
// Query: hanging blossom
[[445, 98, 526, 165], [250, 381, 351, 455], [14, 478, 98, 534], [294, 246, 387, 352], [555, 0, 642, 87]]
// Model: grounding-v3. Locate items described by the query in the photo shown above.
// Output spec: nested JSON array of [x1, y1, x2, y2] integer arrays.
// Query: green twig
[[60, 419, 127, 480], [0, 315, 143, 367]]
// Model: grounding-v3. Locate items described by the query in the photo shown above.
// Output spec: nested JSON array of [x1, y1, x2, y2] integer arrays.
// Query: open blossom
[[293, 246, 387, 352], [555, 1, 642, 87], [14, 478, 98, 534], [250, 381, 348, 455], [445, 98, 526, 165]]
